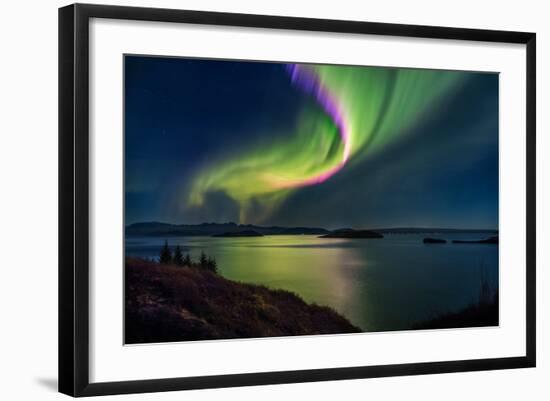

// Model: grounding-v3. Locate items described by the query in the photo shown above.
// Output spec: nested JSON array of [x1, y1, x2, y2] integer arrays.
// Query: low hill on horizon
[[126, 221, 498, 237], [126, 221, 330, 236]]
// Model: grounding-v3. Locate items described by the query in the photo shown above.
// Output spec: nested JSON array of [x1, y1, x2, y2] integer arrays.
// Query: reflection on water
[[125, 234, 498, 332]]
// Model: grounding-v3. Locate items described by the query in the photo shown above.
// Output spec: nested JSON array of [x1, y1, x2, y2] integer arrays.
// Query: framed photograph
[[59, 3, 536, 397]]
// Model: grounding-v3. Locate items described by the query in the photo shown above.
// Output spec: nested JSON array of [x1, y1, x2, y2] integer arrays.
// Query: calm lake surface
[[125, 234, 498, 332]]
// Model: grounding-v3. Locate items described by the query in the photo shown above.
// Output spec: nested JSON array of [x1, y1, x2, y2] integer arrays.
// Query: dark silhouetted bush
[[183, 253, 192, 267], [206, 256, 218, 273], [199, 251, 207, 269], [159, 240, 172, 264], [173, 245, 184, 266]]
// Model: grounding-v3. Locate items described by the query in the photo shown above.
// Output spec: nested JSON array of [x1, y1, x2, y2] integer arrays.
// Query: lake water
[[125, 234, 498, 332]]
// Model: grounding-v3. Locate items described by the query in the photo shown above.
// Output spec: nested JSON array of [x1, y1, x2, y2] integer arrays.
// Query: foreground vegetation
[[125, 257, 361, 344], [413, 275, 498, 330]]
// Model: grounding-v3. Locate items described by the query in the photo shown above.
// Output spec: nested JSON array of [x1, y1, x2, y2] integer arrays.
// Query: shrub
[[159, 240, 172, 264], [206, 256, 218, 273], [199, 251, 208, 269], [183, 253, 192, 267], [173, 245, 184, 266]]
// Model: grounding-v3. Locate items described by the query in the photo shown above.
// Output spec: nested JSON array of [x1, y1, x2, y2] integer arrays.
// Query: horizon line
[[126, 220, 499, 232]]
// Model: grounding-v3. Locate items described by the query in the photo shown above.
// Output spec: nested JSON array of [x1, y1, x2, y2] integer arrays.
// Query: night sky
[[125, 55, 498, 230]]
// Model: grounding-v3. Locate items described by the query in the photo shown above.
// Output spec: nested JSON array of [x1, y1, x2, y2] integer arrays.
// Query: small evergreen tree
[[199, 251, 208, 269], [173, 245, 184, 266], [183, 253, 192, 267], [159, 240, 172, 264], [206, 256, 218, 274]]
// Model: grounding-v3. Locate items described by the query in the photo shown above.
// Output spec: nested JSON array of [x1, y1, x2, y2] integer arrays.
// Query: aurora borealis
[[125, 56, 498, 229]]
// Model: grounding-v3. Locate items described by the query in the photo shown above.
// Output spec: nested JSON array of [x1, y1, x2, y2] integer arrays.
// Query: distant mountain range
[[125, 222, 330, 236], [125, 222, 498, 237]]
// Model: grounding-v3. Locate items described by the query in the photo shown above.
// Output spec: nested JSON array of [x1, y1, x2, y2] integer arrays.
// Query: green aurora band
[[188, 64, 465, 223]]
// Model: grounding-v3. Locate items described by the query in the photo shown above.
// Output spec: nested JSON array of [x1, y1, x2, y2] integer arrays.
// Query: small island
[[452, 236, 498, 244], [212, 230, 264, 237], [423, 237, 447, 244], [319, 229, 383, 239]]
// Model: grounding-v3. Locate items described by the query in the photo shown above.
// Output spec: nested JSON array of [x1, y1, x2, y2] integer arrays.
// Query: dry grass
[[125, 257, 360, 344]]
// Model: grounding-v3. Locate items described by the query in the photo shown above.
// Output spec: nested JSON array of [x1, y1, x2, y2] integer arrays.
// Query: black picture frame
[[59, 3, 536, 397]]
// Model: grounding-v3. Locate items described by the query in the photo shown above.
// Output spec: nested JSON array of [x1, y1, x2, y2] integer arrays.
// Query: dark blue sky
[[125, 55, 498, 229]]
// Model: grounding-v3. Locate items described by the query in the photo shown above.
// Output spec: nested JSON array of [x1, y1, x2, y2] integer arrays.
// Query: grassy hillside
[[125, 258, 360, 344]]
